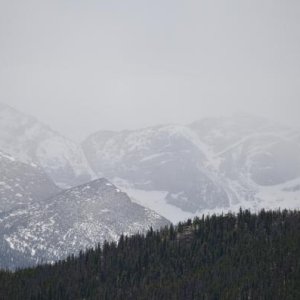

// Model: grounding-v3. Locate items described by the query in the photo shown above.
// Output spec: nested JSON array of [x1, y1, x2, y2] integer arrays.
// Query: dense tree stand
[[0, 209, 300, 300]]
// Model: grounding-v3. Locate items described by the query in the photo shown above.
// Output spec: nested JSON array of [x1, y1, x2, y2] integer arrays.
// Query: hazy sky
[[0, 0, 300, 141]]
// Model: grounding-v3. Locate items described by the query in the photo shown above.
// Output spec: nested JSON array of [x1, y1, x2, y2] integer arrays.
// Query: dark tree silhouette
[[0, 209, 299, 300]]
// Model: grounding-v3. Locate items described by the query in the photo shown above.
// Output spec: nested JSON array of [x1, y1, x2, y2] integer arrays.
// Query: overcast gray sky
[[0, 0, 300, 141]]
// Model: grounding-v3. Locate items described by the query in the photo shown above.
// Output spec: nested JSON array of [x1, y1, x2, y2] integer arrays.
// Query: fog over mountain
[[0, 1, 300, 271], [0, 150, 60, 213], [1, 102, 299, 268], [1, 1, 300, 140], [83, 114, 300, 222], [0, 104, 170, 269], [0, 103, 95, 188]]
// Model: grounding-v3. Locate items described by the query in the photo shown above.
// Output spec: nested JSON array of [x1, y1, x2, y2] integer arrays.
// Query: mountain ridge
[[0, 177, 170, 270], [0, 103, 95, 188], [83, 114, 300, 222]]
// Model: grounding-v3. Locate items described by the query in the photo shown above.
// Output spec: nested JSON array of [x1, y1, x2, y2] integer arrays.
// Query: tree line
[[0, 209, 300, 299]]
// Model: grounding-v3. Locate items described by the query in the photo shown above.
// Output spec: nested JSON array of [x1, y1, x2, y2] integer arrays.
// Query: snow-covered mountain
[[0, 150, 60, 213], [0, 103, 95, 188], [191, 115, 300, 186], [83, 115, 300, 223], [0, 178, 169, 269], [0, 103, 171, 269], [1, 107, 299, 268], [82, 126, 229, 217]]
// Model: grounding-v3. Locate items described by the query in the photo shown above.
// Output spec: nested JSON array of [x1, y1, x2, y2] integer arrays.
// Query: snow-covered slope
[[191, 115, 300, 185], [82, 125, 230, 216], [0, 103, 95, 188], [0, 178, 169, 269], [0, 150, 60, 213], [83, 115, 300, 222]]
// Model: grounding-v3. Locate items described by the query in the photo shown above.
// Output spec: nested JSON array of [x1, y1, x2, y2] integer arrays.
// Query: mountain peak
[[0, 103, 95, 188], [0, 177, 169, 269]]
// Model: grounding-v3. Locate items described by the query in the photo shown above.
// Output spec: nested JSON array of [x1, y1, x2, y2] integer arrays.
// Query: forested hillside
[[1, 210, 300, 300]]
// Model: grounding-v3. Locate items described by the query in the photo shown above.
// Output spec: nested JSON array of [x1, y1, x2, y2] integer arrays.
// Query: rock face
[[0, 150, 60, 213], [82, 126, 230, 215], [0, 150, 62, 269], [0, 179, 170, 270], [0, 103, 95, 188], [83, 115, 300, 222]]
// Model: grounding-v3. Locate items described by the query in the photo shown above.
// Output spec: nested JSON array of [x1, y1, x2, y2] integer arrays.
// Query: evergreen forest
[[0, 209, 300, 300]]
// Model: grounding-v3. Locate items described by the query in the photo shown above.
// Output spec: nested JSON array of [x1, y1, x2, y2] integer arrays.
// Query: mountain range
[[83, 114, 300, 222], [0, 103, 169, 269], [0, 102, 299, 268]]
